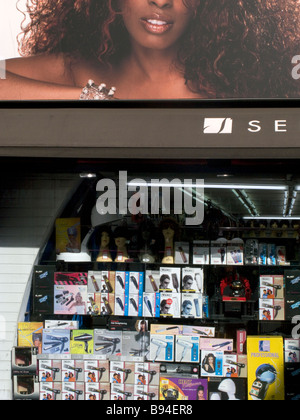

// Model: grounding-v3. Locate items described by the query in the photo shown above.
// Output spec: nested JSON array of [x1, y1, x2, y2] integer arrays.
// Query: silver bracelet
[[79, 80, 116, 100]]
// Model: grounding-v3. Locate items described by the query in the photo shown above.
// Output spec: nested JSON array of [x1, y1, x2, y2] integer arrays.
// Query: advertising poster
[[55, 218, 81, 254], [0, 0, 300, 101]]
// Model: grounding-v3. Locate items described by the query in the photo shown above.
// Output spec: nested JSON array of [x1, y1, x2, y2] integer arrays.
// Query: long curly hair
[[17, 0, 300, 98]]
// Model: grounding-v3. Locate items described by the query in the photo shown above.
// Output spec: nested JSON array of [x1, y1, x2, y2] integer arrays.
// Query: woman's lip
[[141, 16, 174, 34]]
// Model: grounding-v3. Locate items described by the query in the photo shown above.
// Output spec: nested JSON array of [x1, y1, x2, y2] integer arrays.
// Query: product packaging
[[70, 330, 94, 355], [159, 377, 208, 400], [61, 381, 85, 400], [143, 293, 160, 318], [259, 299, 285, 321], [227, 238, 244, 265], [149, 334, 174, 362], [174, 242, 190, 264], [121, 331, 150, 361], [200, 350, 224, 377], [37, 356, 62, 382], [85, 382, 110, 400], [159, 292, 181, 318], [93, 329, 122, 359], [247, 336, 285, 400], [175, 336, 200, 363], [181, 293, 203, 318], [61, 358, 84, 382], [284, 339, 300, 363], [110, 361, 136, 384], [159, 267, 181, 292], [17, 322, 43, 354], [181, 267, 203, 293], [207, 377, 247, 400], [42, 329, 70, 354], [193, 241, 210, 265], [210, 238, 227, 265], [84, 359, 109, 383], [39, 382, 62, 400]]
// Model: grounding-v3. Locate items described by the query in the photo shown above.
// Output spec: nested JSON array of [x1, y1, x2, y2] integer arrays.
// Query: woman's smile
[[140, 14, 174, 35], [120, 0, 194, 51]]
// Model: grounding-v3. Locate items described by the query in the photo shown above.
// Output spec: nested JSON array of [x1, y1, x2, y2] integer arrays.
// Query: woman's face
[[101, 231, 110, 247], [120, 0, 195, 51]]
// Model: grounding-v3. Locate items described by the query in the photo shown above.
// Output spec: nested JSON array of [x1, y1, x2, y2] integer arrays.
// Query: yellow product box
[[70, 330, 94, 355], [17, 322, 43, 353], [247, 336, 284, 401]]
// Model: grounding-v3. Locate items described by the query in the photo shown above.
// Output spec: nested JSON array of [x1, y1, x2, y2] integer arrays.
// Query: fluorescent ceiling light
[[204, 184, 287, 191], [243, 216, 300, 220]]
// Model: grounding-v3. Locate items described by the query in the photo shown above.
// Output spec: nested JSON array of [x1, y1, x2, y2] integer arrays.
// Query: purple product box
[[159, 376, 208, 401]]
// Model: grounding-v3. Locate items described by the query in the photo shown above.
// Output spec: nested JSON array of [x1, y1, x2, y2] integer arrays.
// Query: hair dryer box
[[247, 336, 284, 400]]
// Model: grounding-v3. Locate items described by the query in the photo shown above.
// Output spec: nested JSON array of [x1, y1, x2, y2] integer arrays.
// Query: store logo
[[292, 315, 300, 339], [203, 118, 233, 134], [96, 171, 204, 226]]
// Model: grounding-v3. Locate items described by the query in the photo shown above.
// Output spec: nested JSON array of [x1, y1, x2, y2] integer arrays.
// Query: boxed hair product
[[260, 275, 284, 299], [145, 270, 160, 293], [159, 292, 181, 318], [42, 329, 70, 354], [207, 377, 247, 400], [181, 293, 203, 318], [128, 271, 144, 294], [85, 382, 110, 400], [39, 382, 62, 401], [175, 336, 200, 363], [44, 320, 79, 330], [211, 239, 227, 265], [93, 329, 122, 359], [227, 239, 244, 265], [174, 242, 190, 264], [61, 381, 85, 401], [86, 293, 101, 316], [134, 362, 160, 387], [143, 293, 160, 318], [244, 240, 259, 265], [61, 358, 84, 382], [285, 270, 300, 295], [181, 267, 203, 293], [70, 330, 94, 355], [247, 336, 284, 401], [133, 384, 159, 400], [284, 339, 300, 363], [110, 361, 135, 384], [182, 325, 215, 337], [111, 383, 134, 400], [159, 267, 181, 293], [200, 350, 224, 377], [121, 331, 150, 361], [84, 359, 109, 383], [37, 356, 62, 382], [150, 324, 183, 335], [159, 377, 208, 400], [17, 322, 43, 354], [54, 273, 88, 315], [200, 338, 233, 352], [193, 241, 210, 265], [150, 334, 174, 363], [259, 299, 285, 321]]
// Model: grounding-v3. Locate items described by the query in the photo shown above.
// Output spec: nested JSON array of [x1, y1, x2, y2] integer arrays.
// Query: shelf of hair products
[[12, 216, 300, 401]]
